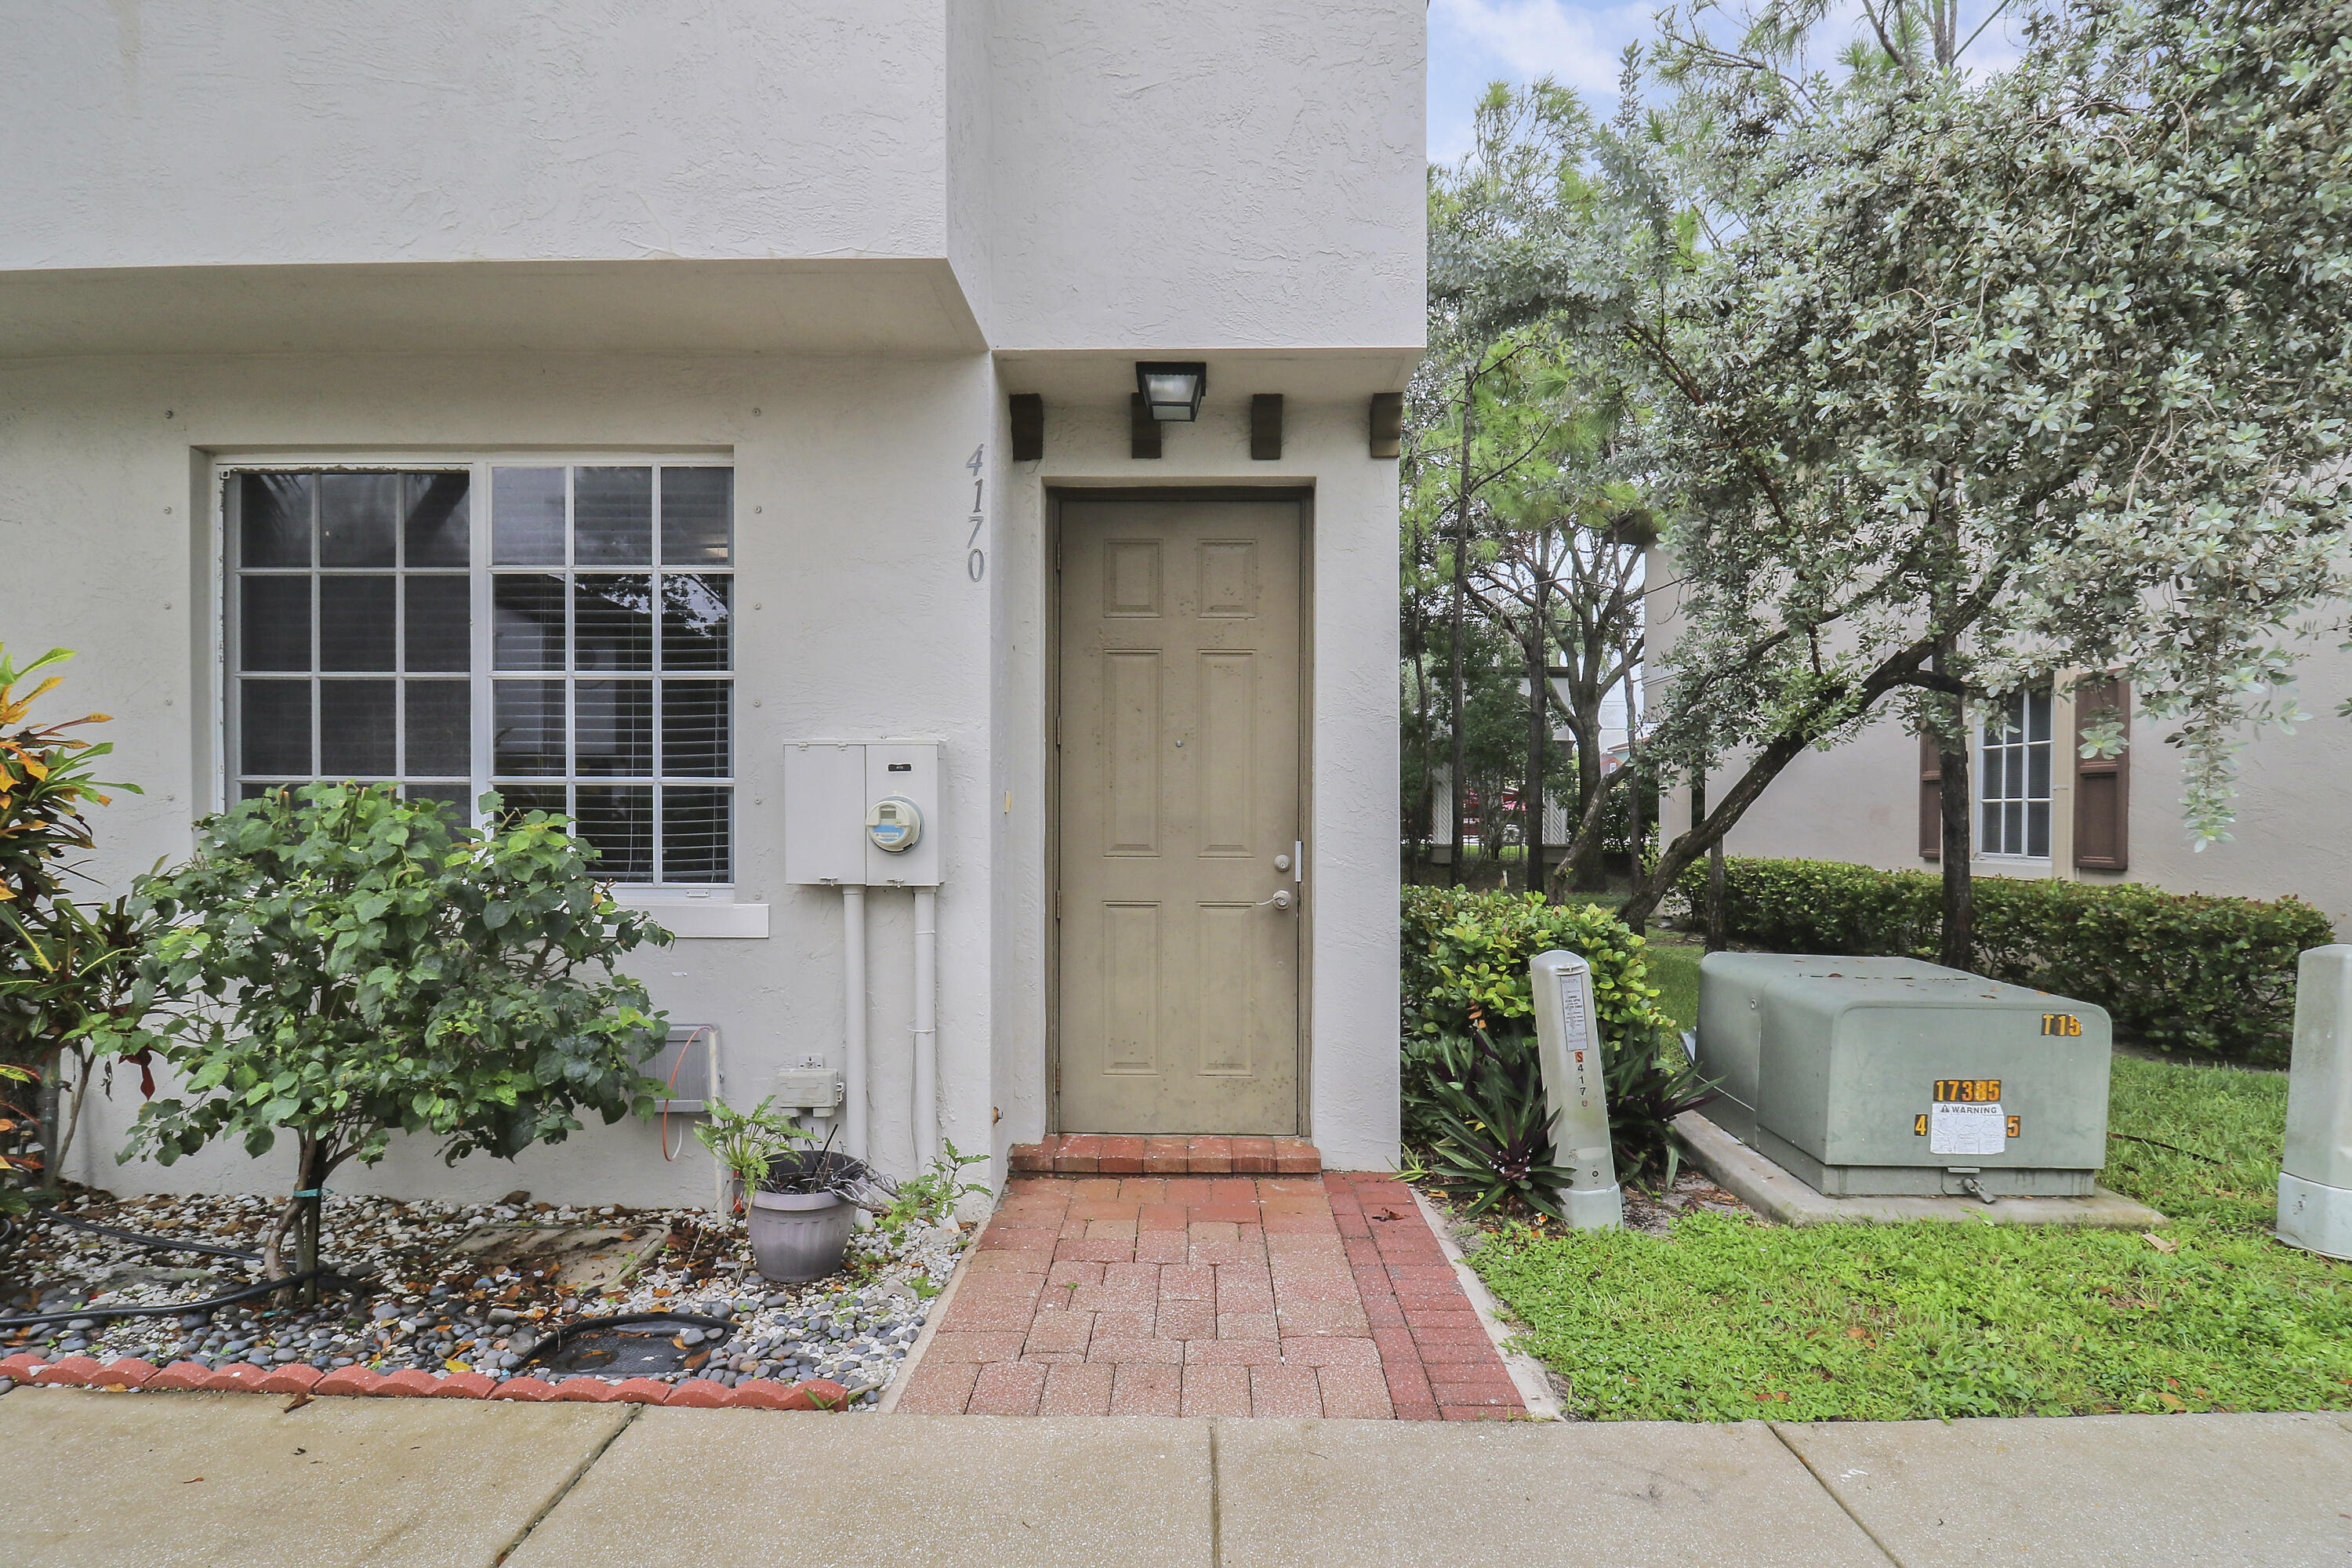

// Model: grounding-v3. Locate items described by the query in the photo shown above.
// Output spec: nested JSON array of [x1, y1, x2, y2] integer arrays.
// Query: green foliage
[[1401, 887, 1707, 1190], [1670, 855, 2331, 1062], [2100, 1054, 2295, 1231], [1642, 938, 1700, 1033], [1475, 1210, 2350, 1421], [695, 1095, 814, 1206], [98, 784, 671, 1276], [0, 645, 136, 920], [1433, 0, 2352, 931], [872, 1140, 993, 1243], [0, 1061, 38, 1211], [1469, 1053, 2350, 1422], [1409, 1026, 1577, 1221], [0, 645, 150, 1185], [1402, 887, 1668, 1046]]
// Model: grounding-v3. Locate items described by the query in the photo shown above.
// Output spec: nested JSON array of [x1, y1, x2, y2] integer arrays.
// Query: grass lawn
[[1642, 937, 1700, 1033], [1468, 1052, 2352, 1421]]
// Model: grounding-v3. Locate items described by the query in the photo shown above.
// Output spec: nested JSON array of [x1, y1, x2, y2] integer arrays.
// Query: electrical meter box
[[1697, 953, 2111, 1197], [782, 740, 942, 887]]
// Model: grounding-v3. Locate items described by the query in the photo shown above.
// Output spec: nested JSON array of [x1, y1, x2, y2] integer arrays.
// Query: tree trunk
[[263, 1135, 330, 1305], [1691, 762, 1728, 950], [1523, 601, 1549, 896], [49, 1048, 89, 1181], [1934, 646, 1975, 971], [1566, 695, 1609, 891], [1408, 598, 1436, 870], [1445, 367, 1475, 889], [1620, 634, 1644, 890], [1545, 764, 1634, 903], [34, 1071, 60, 1192], [1617, 635, 1944, 930]]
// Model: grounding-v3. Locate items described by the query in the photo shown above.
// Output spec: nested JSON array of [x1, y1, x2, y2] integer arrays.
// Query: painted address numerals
[[964, 445, 986, 582], [2040, 1012, 2082, 1036]]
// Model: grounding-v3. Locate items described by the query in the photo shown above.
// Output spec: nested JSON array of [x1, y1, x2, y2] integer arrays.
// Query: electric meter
[[866, 796, 923, 854]]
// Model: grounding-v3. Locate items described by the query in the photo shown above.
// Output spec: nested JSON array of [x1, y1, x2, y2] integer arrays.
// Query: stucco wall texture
[[0, 2, 1423, 1202]]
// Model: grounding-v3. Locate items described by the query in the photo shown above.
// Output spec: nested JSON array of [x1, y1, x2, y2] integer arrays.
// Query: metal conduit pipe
[[843, 884, 869, 1163], [913, 887, 939, 1165]]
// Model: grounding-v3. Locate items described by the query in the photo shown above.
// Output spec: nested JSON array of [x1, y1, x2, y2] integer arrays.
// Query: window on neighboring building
[[227, 462, 734, 886], [1979, 688, 2053, 858]]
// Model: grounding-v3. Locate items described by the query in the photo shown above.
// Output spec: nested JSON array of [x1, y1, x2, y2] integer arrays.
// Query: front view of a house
[[2, 1, 1425, 1203]]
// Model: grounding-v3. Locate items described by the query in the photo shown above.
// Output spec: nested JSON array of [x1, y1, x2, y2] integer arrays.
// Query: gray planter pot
[[746, 1187, 855, 1283]]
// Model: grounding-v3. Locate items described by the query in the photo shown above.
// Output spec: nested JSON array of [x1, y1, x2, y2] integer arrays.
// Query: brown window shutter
[[2074, 677, 2130, 872], [1918, 731, 1942, 860]]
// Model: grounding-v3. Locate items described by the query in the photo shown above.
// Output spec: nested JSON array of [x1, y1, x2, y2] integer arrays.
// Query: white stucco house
[[3, 2, 1425, 1203]]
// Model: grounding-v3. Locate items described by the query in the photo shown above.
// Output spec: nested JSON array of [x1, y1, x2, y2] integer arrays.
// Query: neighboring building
[[1645, 565, 2352, 931], [3, 3, 1425, 1201]]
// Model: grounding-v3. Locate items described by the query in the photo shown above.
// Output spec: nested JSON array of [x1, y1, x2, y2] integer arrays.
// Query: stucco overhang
[[0, 258, 988, 359]]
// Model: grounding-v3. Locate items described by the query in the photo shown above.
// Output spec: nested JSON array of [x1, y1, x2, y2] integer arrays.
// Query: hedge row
[[1671, 856, 2332, 1063], [1401, 886, 1670, 1050]]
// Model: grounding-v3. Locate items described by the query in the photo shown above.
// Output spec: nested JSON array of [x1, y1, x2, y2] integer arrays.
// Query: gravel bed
[[0, 1189, 968, 1409]]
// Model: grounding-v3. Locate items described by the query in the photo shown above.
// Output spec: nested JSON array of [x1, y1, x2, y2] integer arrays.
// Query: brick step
[[1006, 1134, 1319, 1176]]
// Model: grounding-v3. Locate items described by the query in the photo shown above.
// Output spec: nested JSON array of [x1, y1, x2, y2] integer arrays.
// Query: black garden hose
[[0, 1211, 363, 1334], [47, 1213, 267, 1261], [0, 1269, 336, 1333]]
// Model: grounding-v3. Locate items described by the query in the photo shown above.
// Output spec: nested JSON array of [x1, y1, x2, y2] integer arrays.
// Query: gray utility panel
[[1696, 953, 2111, 1197]]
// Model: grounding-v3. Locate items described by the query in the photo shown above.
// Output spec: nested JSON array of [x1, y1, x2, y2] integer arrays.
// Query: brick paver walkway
[[898, 1171, 1526, 1418]]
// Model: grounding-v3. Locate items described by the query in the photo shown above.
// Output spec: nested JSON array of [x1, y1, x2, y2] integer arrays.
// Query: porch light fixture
[[1135, 361, 1208, 422]]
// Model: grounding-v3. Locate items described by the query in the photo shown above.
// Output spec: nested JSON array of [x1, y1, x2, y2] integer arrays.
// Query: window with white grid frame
[[1979, 688, 2053, 858], [225, 462, 735, 886]]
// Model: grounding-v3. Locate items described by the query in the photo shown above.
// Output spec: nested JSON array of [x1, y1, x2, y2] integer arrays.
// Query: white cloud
[[1431, 0, 1661, 98]]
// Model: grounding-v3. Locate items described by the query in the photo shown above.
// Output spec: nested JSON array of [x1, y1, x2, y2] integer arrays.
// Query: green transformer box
[[1696, 953, 2111, 1198]]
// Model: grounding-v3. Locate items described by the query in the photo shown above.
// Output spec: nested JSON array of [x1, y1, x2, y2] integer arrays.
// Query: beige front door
[[1055, 497, 1302, 1134]]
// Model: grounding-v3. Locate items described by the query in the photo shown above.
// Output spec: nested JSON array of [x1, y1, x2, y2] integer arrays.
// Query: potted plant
[[698, 1098, 866, 1283]]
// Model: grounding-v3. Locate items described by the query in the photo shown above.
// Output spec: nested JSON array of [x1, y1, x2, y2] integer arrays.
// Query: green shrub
[[1402, 887, 1668, 1047], [1670, 857, 2332, 1063], [1400, 888, 1701, 1193], [0, 646, 154, 1192], [98, 784, 672, 1294]]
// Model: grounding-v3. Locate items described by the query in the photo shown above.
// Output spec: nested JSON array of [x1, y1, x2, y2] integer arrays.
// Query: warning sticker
[[1929, 1101, 2006, 1156]]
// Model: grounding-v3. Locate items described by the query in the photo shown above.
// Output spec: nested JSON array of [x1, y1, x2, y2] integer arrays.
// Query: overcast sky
[[1427, 0, 2034, 165]]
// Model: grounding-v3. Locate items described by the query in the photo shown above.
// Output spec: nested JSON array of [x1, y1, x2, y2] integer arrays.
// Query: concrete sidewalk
[[2, 1387, 2347, 1566]]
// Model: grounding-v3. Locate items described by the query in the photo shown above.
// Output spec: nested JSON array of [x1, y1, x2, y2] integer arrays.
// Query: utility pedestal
[[2279, 945, 2352, 1260], [1530, 949, 1622, 1229]]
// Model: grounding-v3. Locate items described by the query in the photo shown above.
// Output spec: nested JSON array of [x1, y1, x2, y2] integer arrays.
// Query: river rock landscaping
[[0, 1189, 968, 1408]]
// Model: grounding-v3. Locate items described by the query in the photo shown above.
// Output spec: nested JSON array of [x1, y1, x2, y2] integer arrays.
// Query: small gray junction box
[[1696, 953, 2111, 1197]]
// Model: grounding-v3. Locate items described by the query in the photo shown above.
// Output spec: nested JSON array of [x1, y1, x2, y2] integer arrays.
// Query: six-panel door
[[1056, 499, 1302, 1134]]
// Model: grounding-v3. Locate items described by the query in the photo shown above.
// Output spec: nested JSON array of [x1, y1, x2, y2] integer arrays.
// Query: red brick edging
[[0, 1351, 851, 1410], [1008, 1135, 1322, 1177]]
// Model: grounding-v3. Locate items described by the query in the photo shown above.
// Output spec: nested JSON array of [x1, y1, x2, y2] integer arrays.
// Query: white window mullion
[[649, 463, 664, 885], [470, 459, 495, 829]]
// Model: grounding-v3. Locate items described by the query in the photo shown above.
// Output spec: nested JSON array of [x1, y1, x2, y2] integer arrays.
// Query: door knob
[[1258, 890, 1293, 909]]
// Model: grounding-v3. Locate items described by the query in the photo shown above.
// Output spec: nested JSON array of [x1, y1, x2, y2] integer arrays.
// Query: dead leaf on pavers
[[435, 1223, 669, 1291]]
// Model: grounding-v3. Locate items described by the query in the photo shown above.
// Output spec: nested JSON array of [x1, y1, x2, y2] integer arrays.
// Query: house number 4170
[[964, 445, 986, 582]]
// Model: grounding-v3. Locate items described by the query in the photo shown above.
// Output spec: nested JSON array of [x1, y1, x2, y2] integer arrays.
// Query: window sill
[[1970, 856, 2055, 878], [611, 892, 768, 939]]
